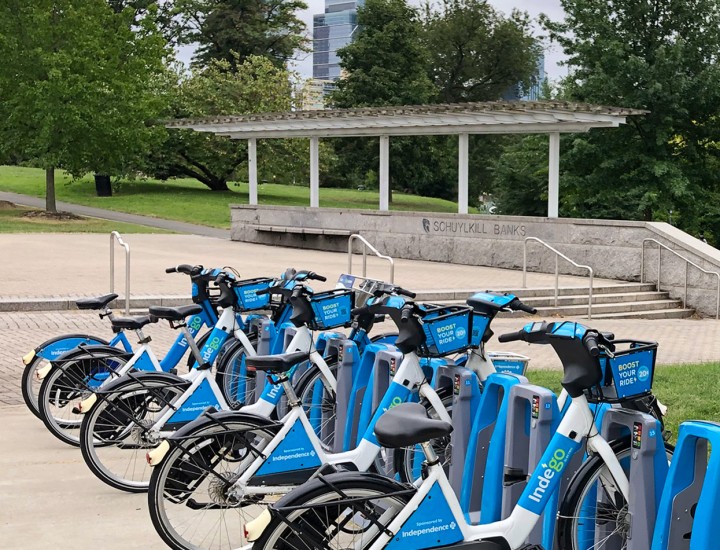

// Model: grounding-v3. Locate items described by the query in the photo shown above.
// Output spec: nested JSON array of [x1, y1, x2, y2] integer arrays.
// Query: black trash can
[[94, 174, 112, 197]]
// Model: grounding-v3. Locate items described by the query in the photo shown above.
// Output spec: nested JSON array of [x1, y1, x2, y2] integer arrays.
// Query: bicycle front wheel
[[556, 437, 674, 550], [79, 376, 188, 492], [148, 419, 278, 550], [253, 476, 412, 550]]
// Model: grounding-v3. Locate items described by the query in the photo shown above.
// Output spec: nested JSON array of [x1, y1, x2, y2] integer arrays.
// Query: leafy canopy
[[0, 0, 168, 178], [542, 0, 720, 233]]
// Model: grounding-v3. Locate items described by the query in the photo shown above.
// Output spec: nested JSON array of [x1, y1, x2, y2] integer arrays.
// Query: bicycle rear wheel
[[79, 376, 188, 492], [148, 418, 278, 550], [252, 475, 412, 550]]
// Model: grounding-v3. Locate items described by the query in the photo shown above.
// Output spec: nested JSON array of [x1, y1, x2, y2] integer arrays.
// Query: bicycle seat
[[110, 315, 156, 331], [375, 402, 452, 449], [148, 304, 203, 322], [75, 294, 118, 310], [246, 351, 310, 373]]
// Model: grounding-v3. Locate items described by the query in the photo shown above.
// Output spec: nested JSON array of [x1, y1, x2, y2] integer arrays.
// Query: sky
[[289, 0, 569, 81], [178, 0, 570, 82]]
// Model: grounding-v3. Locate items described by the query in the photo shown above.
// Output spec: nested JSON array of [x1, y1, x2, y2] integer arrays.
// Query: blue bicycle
[[22, 264, 220, 419]]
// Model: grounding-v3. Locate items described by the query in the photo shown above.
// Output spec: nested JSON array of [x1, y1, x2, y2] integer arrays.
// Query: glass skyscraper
[[313, 0, 363, 81]]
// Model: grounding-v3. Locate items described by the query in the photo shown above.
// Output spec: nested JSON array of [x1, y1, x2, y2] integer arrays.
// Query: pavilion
[[166, 100, 646, 217]]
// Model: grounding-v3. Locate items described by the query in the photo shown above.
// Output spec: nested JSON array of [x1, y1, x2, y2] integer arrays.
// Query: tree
[[0, 0, 168, 211], [330, 0, 439, 202], [540, 0, 720, 237], [150, 55, 321, 191], [422, 0, 540, 103], [173, 0, 308, 70], [332, 0, 436, 108]]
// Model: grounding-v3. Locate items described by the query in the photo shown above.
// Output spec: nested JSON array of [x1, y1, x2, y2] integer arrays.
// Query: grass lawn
[[0, 166, 471, 229], [527, 362, 720, 443], [0, 203, 169, 233]]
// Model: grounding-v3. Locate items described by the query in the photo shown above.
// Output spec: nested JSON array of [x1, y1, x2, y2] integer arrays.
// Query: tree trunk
[[45, 167, 57, 213]]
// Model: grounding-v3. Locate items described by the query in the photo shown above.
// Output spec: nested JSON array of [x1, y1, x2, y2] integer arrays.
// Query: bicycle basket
[[585, 339, 658, 403], [488, 351, 530, 376], [309, 288, 355, 330], [233, 277, 274, 311], [420, 305, 474, 357]]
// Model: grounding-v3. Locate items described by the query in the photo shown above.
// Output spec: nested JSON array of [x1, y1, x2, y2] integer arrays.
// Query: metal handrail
[[110, 231, 130, 314], [641, 238, 720, 319], [523, 237, 594, 319], [348, 234, 394, 283]]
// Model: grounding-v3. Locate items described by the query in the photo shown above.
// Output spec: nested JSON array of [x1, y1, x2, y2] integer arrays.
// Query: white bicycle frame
[[366, 393, 630, 550], [231, 350, 451, 498], [149, 311, 338, 434]]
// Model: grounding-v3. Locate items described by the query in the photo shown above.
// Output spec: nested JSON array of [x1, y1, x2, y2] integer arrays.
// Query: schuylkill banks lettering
[[422, 218, 526, 237]]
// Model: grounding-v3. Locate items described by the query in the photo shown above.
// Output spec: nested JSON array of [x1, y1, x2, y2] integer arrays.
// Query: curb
[[0, 295, 193, 313]]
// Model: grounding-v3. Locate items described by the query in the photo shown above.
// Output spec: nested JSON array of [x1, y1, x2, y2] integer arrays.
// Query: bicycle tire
[[79, 374, 189, 492], [391, 385, 454, 482], [148, 417, 279, 550], [556, 436, 674, 550], [252, 473, 413, 550], [37, 347, 130, 446], [293, 359, 339, 449], [21, 333, 111, 419]]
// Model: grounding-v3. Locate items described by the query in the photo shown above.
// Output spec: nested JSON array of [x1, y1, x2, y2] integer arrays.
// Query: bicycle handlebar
[[498, 330, 524, 343], [584, 333, 600, 357], [510, 299, 537, 315], [400, 305, 413, 323], [395, 287, 416, 299], [166, 264, 195, 275]]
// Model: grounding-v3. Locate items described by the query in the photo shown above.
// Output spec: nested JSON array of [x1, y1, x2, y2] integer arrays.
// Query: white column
[[248, 138, 258, 206], [548, 132, 560, 218], [310, 136, 319, 208], [458, 133, 469, 214], [379, 135, 389, 211]]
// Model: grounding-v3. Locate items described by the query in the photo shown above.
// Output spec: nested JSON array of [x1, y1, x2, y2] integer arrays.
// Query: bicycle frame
[[229, 350, 451, 497], [365, 394, 630, 550]]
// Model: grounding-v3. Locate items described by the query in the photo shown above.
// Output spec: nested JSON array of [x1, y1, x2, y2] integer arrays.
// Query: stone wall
[[230, 205, 720, 316]]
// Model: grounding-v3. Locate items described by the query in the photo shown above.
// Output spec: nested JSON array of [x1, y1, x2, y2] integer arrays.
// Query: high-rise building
[[313, 0, 363, 81], [503, 53, 546, 101]]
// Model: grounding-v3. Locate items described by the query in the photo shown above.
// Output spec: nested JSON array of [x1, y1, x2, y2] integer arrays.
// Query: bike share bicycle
[[35, 265, 231, 446], [247, 317, 667, 550], [21, 263, 223, 419], [144, 288, 537, 550], [74, 268, 314, 491], [78, 271, 399, 493]]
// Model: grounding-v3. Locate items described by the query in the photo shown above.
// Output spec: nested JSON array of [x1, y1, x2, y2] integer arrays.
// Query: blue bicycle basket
[[309, 288, 354, 330], [420, 305, 475, 357], [587, 339, 658, 403], [233, 277, 274, 311]]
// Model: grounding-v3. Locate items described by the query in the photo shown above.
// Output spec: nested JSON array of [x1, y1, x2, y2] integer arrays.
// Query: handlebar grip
[[165, 267, 177, 273], [396, 287, 417, 299], [351, 306, 369, 317], [509, 299, 537, 315], [498, 330, 524, 343], [308, 272, 327, 282], [400, 306, 413, 323], [584, 334, 600, 357], [517, 302, 537, 315]]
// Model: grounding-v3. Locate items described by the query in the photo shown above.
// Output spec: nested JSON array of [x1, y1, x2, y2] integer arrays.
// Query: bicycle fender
[[40, 345, 132, 382], [168, 409, 283, 442], [30, 333, 110, 363]]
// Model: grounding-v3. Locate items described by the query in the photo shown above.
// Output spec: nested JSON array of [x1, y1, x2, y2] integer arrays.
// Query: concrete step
[[413, 282, 657, 301], [591, 308, 696, 320], [530, 299, 685, 318], [522, 291, 670, 308]]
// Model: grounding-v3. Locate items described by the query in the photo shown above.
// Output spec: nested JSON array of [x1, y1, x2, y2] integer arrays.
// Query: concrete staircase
[[415, 282, 695, 320]]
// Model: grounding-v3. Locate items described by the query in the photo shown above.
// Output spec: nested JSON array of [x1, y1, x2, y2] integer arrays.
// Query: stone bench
[[251, 224, 352, 237]]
